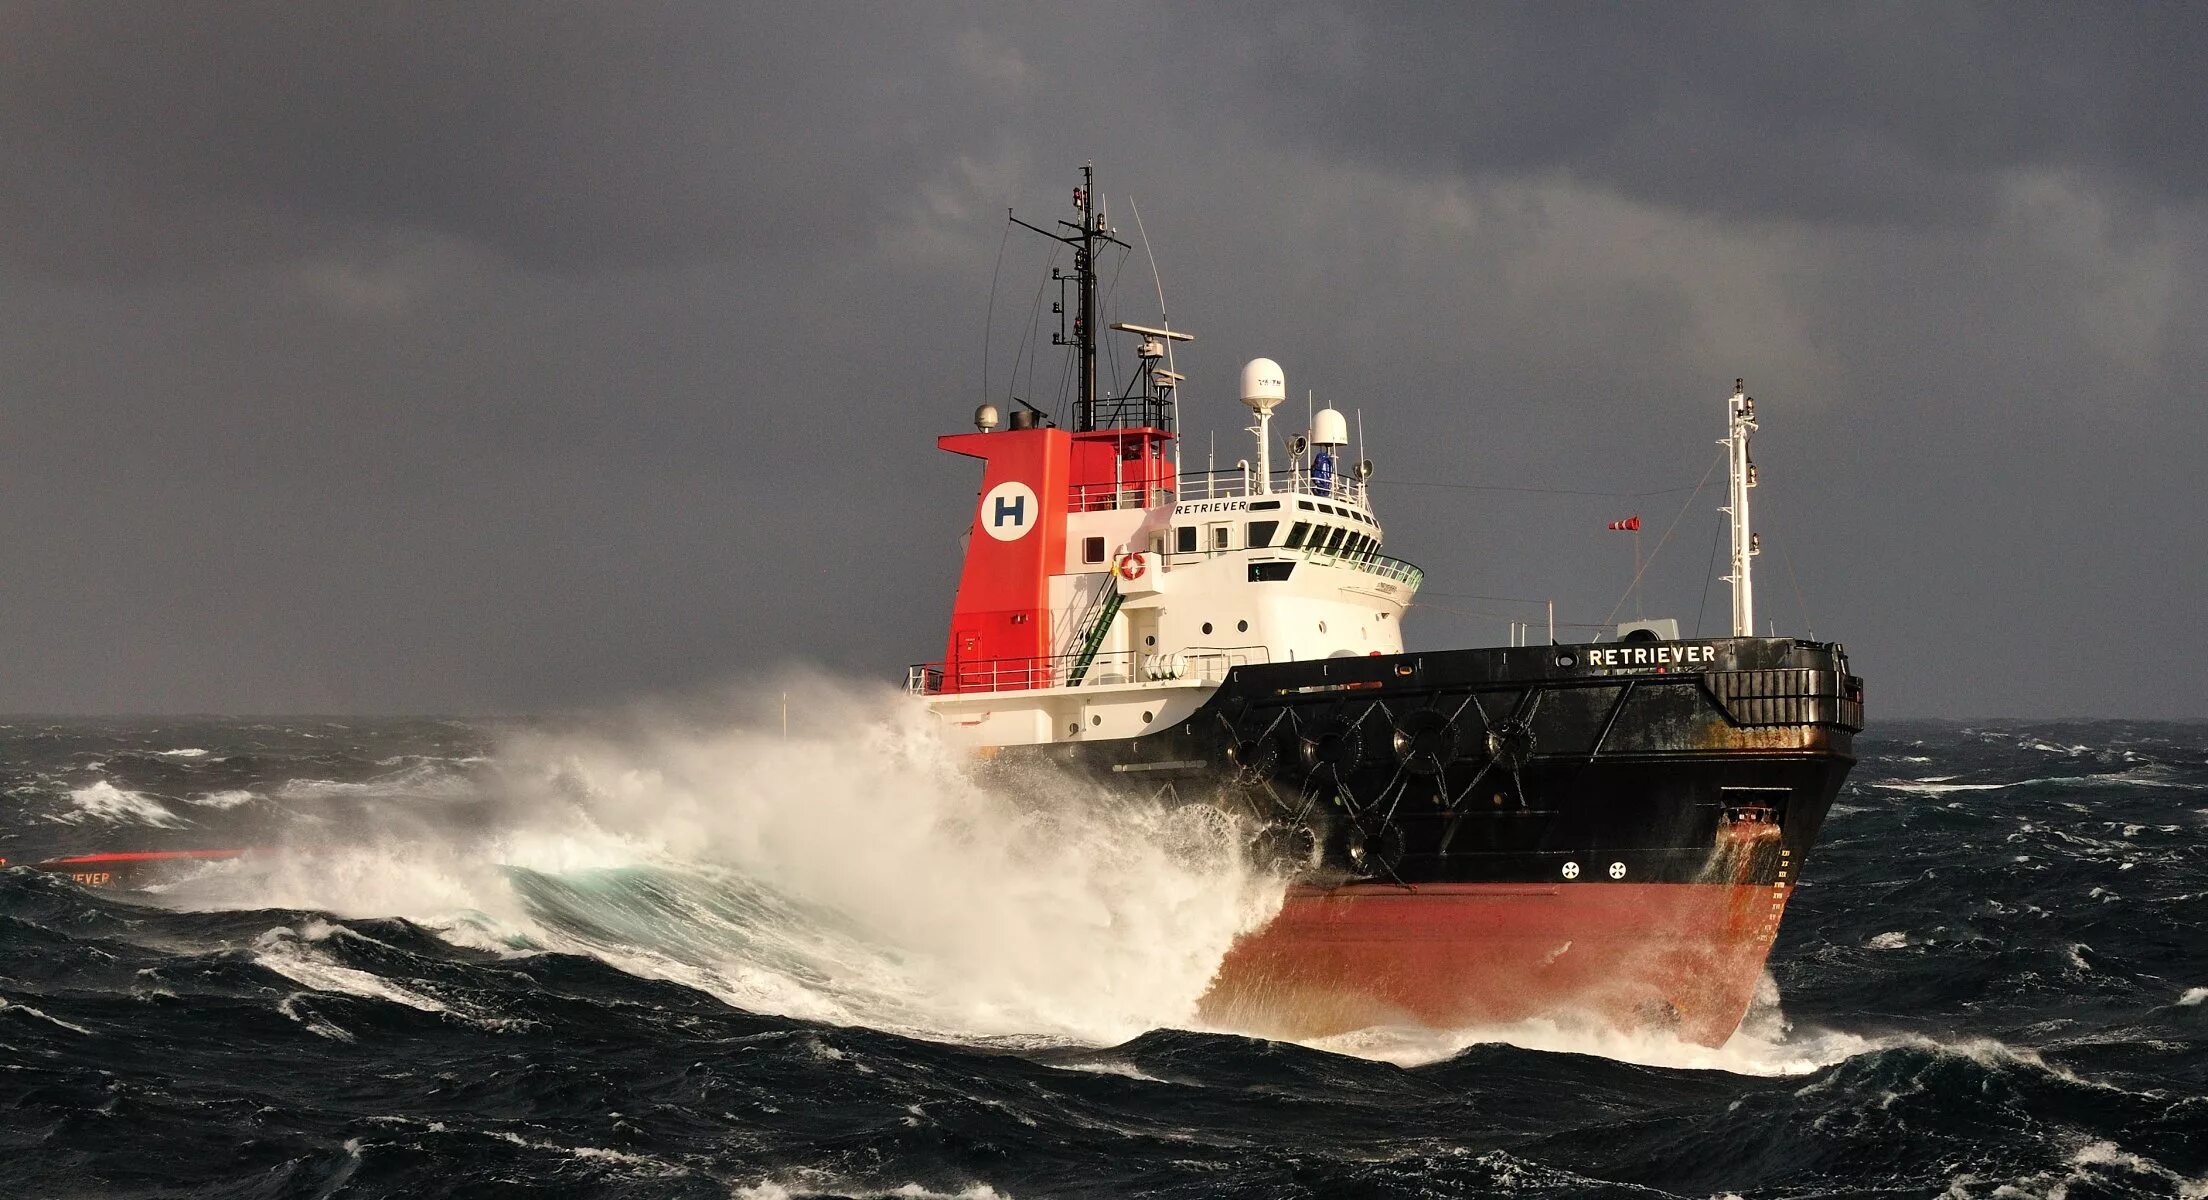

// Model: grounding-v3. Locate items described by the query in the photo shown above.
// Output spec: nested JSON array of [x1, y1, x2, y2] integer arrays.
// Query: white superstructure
[[914, 357, 1421, 751]]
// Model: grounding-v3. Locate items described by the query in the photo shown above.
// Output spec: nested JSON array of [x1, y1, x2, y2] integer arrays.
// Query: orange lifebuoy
[[1114, 552, 1147, 581]]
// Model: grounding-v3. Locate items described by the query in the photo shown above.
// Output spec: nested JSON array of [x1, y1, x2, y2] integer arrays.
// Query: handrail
[[1065, 468, 1372, 512], [907, 645, 1272, 697]]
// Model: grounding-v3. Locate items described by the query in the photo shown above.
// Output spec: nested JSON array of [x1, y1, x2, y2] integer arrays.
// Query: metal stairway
[[1066, 582, 1124, 686]]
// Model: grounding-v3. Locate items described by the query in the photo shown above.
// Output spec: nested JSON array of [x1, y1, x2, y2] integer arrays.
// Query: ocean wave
[[735, 1180, 1011, 1200], [180, 789, 259, 809], [54, 780, 188, 827], [1870, 778, 2008, 794], [250, 921, 449, 1013], [1870, 767, 2207, 796], [1954, 1139, 2208, 1200], [9, 715, 2205, 1199], [148, 694, 1285, 1048]]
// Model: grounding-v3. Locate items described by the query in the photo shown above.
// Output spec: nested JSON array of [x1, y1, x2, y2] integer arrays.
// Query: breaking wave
[[57, 780, 188, 827], [149, 683, 1286, 1046]]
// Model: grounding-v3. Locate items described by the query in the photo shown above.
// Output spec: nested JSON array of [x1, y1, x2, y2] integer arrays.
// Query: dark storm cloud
[[1210, 4, 2208, 224], [0, 2, 2199, 716], [10, 4, 2205, 273], [0, 2, 972, 275]]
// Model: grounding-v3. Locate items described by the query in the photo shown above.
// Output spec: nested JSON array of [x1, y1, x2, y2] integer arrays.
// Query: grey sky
[[0, 2, 2200, 717]]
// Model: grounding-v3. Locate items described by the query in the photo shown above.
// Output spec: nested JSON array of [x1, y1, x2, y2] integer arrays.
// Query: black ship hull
[[1005, 636, 1864, 1043]]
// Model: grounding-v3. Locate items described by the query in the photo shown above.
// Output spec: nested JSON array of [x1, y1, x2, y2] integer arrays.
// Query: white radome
[[1310, 407, 1350, 447], [1240, 358, 1287, 413]]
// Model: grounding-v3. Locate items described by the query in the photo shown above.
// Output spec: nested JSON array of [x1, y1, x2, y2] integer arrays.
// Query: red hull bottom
[[1198, 879, 1792, 1047]]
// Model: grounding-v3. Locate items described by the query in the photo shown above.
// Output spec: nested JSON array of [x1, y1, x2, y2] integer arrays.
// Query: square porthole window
[[1083, 536, 1105, 564], [1212, 526, 1230, 550], [1176, 526, 1198, 553]]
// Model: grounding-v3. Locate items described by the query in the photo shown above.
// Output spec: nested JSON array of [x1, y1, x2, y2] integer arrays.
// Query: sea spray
[[154, 679, 1289, 1045]]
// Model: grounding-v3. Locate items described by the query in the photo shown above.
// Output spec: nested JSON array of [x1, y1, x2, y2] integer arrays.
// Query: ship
[[907, 168, 1864, 1047]]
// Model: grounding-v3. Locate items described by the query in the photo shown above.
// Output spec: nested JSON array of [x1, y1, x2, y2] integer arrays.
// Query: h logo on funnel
[[980, 481, 1039, 542]]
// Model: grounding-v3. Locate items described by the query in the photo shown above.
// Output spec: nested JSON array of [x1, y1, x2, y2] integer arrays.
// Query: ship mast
[[1722, 379, 1760, 637], [1010, 163, 1129, 432]]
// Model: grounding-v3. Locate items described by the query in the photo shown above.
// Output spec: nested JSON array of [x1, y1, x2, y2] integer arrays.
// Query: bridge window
[[1176, 526, 1197, 553], [1247, 520, 1279, 548], [1283, 522, 1311, 549], [1083, 536, 1105, 564], [1323, 527, 1349, 555]]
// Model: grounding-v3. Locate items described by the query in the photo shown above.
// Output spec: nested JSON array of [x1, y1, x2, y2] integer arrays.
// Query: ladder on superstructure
[[1066, 582, 1124, 686]]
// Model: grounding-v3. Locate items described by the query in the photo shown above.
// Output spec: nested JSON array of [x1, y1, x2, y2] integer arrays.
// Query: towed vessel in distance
[[907, 168, 1863, 1046]]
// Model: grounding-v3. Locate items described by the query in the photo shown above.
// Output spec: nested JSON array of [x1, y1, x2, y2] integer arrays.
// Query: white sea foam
[[1954, 1138, 2208, 1200], [276, 994, 356, 1041], [154, 748, 211, 759], [182, 789, 259, 809], [2179, 987, 2207, 1007], [736, 1180, 1011, 1200], [1302, 975, 1883, 1076], [274, 763, 480, 804], [483, 1131, 681, 1175], [160, 681, 1286, 1048], [1870, 768, 2207, 796], [1870, 779, 2007, 795], [56, 780, 188, 827], [1867, 931, 1910, 950], [1048, 1059, 1171, 1083], [0, 994, 93, 1036], [1305, 1012, 1884, 1076], [252, 921, 448, 1013]]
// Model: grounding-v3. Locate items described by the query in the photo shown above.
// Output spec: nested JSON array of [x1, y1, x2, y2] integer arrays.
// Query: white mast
[[1241, 358, 1286, 495], [1722, 378, 1760, 637]]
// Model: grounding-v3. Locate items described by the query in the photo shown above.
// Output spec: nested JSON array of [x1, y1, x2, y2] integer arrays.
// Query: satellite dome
[[1310, 407, 1350, 446], [1240, 358, 1286, 413]]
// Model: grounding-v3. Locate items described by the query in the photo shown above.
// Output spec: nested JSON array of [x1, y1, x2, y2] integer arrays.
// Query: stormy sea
[[1, 701, 2202, 1198]]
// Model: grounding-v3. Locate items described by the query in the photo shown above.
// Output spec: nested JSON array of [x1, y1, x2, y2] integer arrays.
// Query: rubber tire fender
[[1390, 707, 1460, 776]]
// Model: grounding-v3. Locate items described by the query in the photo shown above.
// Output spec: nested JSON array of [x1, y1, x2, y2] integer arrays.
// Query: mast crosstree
[[1008, 164, 1186, 435]]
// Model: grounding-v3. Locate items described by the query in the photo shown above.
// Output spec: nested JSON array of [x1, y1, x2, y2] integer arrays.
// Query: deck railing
[[1068, 466, 1370, 512], [907, 645, 1271, 697]]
